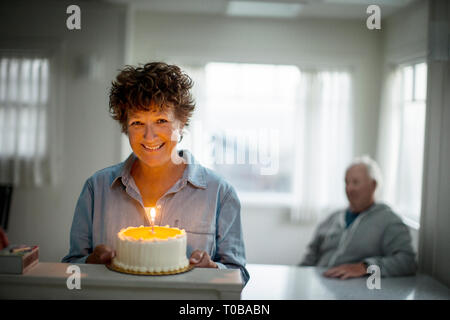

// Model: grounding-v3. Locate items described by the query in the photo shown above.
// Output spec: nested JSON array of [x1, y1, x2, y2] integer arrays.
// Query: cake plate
[[106, 262, 194, 276]]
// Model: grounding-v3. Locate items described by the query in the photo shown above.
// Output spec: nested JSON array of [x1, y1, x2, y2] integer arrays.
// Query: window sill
[[401, 215, 420, 230]]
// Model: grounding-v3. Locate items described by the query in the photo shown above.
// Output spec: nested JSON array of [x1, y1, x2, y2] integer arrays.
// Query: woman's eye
[[156, 119, 168, 124], [130, 121, 143, 126]]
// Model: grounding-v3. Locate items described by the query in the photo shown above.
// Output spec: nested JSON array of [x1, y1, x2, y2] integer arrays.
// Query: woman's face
[[127, 106, 183, 169]]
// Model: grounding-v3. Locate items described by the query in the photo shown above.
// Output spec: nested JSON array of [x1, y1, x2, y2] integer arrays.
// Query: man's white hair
[[346, 155, 383, 199]]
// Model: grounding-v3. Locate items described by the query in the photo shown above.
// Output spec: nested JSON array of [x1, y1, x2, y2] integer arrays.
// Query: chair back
[[0, 184, 13, 231]]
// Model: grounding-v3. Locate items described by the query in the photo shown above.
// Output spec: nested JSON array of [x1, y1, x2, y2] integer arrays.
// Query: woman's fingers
[[197, 252, 211, 267], [189, 250, 217, 268], [99, 248, 116, 263], [189, 250, 204, 265], [87, 244, 115, 264]]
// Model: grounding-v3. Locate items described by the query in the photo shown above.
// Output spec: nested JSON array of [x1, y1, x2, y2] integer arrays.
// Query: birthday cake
[[112, 225, 190, 274]]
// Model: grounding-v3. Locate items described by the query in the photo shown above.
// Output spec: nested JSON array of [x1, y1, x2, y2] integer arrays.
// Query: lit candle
[[150, 207, 156, 233], [144, 207, 157, 233]]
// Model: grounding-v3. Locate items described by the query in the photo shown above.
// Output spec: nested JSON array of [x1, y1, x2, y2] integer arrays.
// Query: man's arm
[[299, 215, 335, 266], [300, 229, 323, 266], [363, 221, 417, 277]]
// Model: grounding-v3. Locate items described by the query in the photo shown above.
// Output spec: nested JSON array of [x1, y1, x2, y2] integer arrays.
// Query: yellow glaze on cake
[[122, 226, 183, 240]]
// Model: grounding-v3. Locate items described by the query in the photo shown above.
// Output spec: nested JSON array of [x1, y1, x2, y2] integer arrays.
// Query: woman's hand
[[323, 262, 367, 279], [189, 250, 218, 268], [86, 244, 116, 264]]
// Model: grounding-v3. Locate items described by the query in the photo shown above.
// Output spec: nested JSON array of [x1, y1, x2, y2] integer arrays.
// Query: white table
[[242, 264, 450, 300], [2, 263, 449, 300], [0, 262, 244, 299]]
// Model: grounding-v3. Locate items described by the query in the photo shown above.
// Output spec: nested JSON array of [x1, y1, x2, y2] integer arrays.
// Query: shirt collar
[[110, 149, 207, 189], [180, 149, 207, 189], [110, 153, 135, 188]]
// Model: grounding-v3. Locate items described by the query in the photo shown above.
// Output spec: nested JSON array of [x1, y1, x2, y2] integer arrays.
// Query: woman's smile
[[141, 142, 165, 152]]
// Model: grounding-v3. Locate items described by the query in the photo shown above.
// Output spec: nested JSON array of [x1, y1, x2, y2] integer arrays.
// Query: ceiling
[[104, 0, 417, 20]]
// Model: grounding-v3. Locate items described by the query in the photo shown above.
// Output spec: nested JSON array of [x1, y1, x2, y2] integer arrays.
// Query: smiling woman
[[62, 62, 249, 284], [126, 108, 181, 173]]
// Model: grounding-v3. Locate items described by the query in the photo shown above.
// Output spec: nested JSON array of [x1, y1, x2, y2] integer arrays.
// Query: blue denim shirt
[[62, 150, 249, 284]]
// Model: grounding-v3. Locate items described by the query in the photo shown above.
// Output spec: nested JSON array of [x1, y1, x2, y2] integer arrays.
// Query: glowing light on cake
[[144, 207, 157, 233], [150, 207, 156, 233]]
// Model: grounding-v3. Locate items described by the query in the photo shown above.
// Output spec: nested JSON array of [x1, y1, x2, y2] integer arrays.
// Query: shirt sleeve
[[363, 220, 417, 277], [300, 227, 322, 266], [299, 215, 333, 266], [61, 179, 94, 263], [213, 186, 250, 285]]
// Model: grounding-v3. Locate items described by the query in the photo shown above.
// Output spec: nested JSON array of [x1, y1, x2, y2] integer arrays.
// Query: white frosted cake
[[112, 225, 189, 273]]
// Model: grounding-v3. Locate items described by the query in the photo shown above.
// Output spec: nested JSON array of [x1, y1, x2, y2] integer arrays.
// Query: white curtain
[[376, 64, 426, 227], [376, 67, 403, 207], [291, 70, 353, 222], [0, 54, 58, 186]]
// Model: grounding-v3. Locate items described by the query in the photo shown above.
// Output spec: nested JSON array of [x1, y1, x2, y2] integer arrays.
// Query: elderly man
[[300, 156, 417, 279]]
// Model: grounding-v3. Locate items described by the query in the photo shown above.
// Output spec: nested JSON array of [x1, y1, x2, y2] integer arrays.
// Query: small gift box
[[0, 245, 39, 274]]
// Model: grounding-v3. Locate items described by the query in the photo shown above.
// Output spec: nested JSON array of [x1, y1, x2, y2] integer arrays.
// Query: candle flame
[[144, 207, 157, 224], [150, 207, 156, 221]]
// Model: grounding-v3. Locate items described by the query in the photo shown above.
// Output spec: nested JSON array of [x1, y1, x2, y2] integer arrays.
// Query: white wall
[[132, 11, 382, 264], [383, 0, 429, 64], [0, 0, 126, 262]]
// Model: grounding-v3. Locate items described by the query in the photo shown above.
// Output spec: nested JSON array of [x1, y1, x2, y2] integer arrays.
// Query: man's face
[[345, 164, 376, 213]]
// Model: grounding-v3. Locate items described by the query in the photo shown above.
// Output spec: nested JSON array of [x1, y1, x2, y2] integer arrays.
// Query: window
[[396, 62, 427, 226], [377, 61, 427, 229], [178, 62, 354, 220], [0, 55, 53, 186], [0, 57, 49, 158], [201, 63, 300, 194]]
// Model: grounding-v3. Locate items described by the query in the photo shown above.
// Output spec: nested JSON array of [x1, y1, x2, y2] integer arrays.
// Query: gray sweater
[[300, 203, 417, 277]]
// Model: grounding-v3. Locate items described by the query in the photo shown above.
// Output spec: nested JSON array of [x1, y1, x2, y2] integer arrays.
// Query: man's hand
[[323, 262, 367, 279], [189, 250, 218, 268], [86, 244, 116, 264]]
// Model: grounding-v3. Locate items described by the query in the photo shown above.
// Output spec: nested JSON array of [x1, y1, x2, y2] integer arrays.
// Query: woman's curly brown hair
[[109, 62, 195, 133]]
